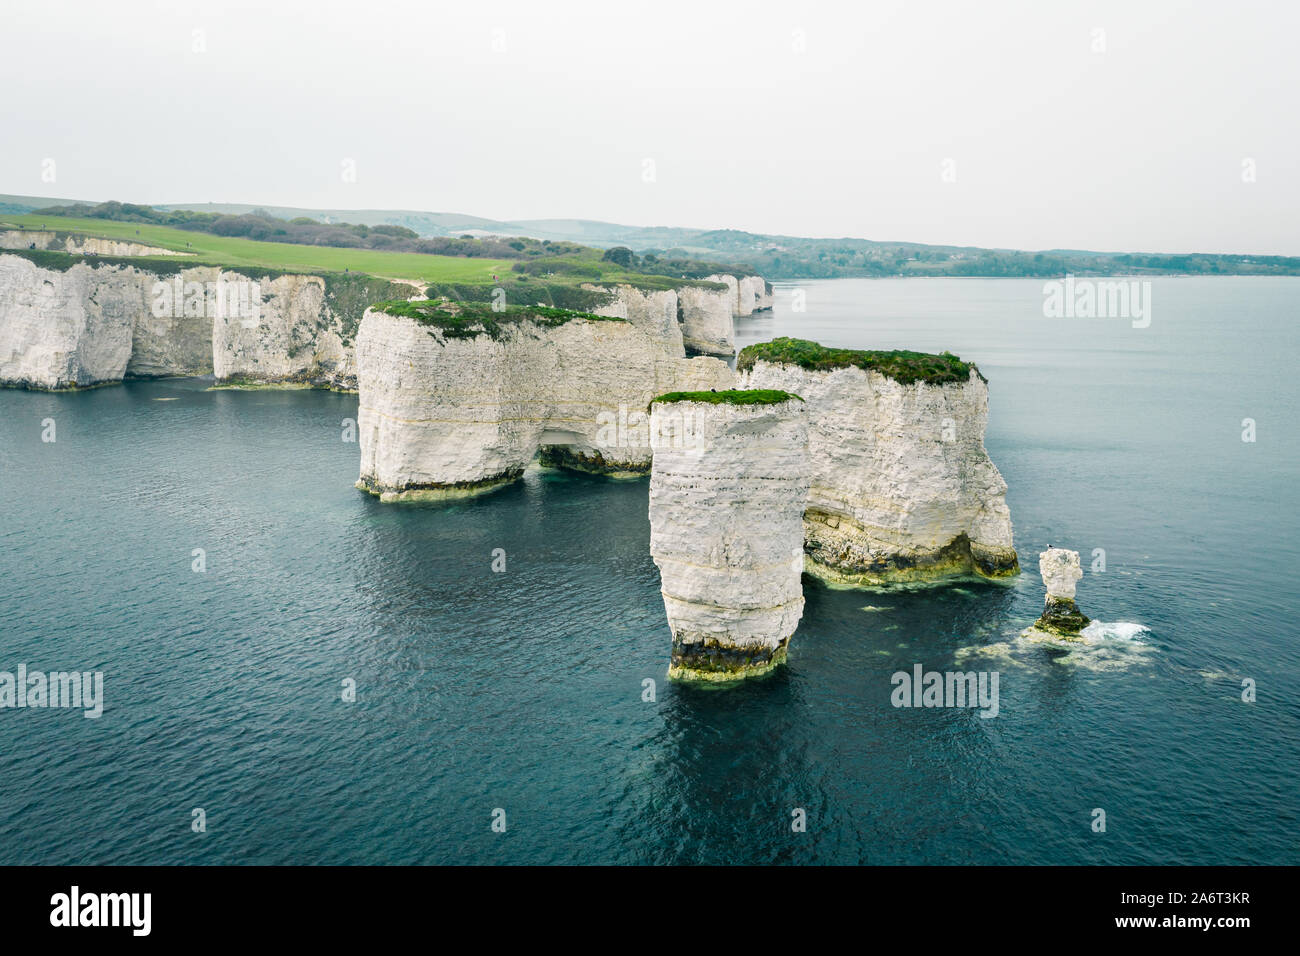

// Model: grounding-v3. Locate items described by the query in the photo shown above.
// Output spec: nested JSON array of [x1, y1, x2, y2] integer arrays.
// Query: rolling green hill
[[5, 192, 1299, 279], [0, 211, 734, 312]]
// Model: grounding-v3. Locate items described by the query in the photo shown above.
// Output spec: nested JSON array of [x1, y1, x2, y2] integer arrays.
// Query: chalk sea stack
[[1023, 548, 1092, 641], [677, 282, 736, 357], [737, 337, 1018, 586], [648, 389, 809, 681]]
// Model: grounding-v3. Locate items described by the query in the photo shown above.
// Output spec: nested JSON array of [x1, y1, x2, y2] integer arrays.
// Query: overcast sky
[[2, 0, 1296, 253]]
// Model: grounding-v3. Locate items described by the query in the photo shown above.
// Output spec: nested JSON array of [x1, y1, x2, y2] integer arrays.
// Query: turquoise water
[[1, 277, 1296, 864]]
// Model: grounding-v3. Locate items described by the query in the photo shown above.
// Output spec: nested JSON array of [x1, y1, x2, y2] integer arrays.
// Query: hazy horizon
[[3, 0, 1296, 255]]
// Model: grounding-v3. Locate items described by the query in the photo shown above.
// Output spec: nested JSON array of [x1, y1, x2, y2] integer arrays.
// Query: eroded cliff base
[[354, 469, 523, 503], [0, 376, 124, 393], [535, 446, 650, 479], [667, 634, 791, 683], [211, 368, 358, 392], [803, 518, 1020, 587], [1022, 596, 1092, 643]]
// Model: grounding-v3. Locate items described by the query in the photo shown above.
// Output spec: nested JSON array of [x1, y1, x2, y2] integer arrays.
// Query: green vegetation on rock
[[668, 638, 790, 682], [423, 279, 616, 314], [738, 336, 980, 385], [0, 247, 200, 276], [320, 273, 415, 345], [372, 299, 625, 340], [1030, 596, 1092, 639], [650, 388, 801, 406]]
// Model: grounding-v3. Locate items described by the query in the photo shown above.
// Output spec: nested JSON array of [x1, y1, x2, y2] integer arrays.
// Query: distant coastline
[[3, 192, 1297, 281]]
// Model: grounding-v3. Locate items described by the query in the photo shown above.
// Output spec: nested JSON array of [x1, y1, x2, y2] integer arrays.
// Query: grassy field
[[0, 213, 514, 283]]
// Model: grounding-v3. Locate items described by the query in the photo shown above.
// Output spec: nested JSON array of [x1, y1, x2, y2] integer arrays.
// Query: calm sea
[[1, 276, 1296, 864]]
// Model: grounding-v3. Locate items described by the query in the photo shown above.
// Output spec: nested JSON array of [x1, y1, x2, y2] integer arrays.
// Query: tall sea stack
[[648, 390, 809, 681], [1023, 548, 1092, 641]]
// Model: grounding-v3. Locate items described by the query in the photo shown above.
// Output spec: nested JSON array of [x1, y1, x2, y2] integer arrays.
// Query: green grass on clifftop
[[737, 336, 980, 385], [372, 299, 625, 340], [651, 388, 802, 406], [2, 214, 740, 291], [2, 213, 512, 282]]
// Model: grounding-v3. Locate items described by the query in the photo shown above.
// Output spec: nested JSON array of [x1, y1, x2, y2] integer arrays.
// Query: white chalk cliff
[[0, 252, 408, 390], [677, 283, 735, 357], [0, 249, 769, 391], [126, 266, 218, 379], [212, 273, 353, 388], [649, 393, 810, 680], [738, 339, 1018, 584], [705, 273, 742, 316], [584, 283, 684, 353], [354, 302, 733, 500], [0, 230, 188, 258], [706, 273, 770, 318], [0, 254, 140, 389]]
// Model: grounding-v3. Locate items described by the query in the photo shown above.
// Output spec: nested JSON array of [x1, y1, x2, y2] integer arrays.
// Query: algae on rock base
[[802, 524, 1020, 588], [668, 638, 790, 683], [649, 395, 810, 684], [1026, 596, 1092, 640], [1021, 548, 1093, 643]]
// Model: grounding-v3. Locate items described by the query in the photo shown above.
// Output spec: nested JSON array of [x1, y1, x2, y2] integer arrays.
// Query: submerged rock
[[1022, 548, 1092, 642], [737, 337, 1018, 586], [648, 390, 809, 681]]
